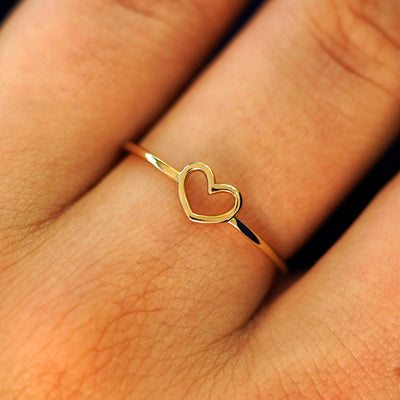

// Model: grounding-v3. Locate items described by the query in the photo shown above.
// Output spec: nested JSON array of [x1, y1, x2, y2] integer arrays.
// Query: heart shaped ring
[[178, 162, 242, 224], [124, 142, 287, 274]]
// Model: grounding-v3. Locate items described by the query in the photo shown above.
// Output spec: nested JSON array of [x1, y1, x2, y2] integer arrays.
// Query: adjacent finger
[[0, 0, 250, 236], [248, 172, 400, 398]]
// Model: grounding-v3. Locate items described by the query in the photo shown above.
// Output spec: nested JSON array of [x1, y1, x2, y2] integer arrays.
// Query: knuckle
[[109, 0, 164, 19], [98, 0, 219, 61], [106, 0, 225, 35], [305, 0, 400, 95], [108, 0, 205, 23]]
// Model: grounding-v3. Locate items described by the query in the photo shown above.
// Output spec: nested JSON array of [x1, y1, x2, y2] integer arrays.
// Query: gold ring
[[124, 142, 287, 274]]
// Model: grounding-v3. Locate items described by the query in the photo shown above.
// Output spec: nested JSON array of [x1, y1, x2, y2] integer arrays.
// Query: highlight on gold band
[[124, 142, 287, 274]]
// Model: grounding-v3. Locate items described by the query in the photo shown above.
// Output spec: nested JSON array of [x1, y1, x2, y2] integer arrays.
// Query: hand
[[0, 0, 399, 398]]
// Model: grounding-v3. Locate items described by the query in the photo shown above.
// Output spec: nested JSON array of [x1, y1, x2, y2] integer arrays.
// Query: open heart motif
[[177, 162, 242, 224]]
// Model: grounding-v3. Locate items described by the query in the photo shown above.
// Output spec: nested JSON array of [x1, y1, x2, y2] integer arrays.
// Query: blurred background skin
[[0, 0, 398, 272]]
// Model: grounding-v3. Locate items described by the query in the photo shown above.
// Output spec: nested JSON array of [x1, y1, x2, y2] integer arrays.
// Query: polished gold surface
[[124, 142, 287, 274], [178, 162, 242, 224]]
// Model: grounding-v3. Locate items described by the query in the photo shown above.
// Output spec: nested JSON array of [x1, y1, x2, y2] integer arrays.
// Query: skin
[[0, 0, 399, 398]]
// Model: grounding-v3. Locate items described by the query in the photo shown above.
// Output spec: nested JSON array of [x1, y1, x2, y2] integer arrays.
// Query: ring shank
[[228, 218, 287, 273], [124, 142, 287, 274]]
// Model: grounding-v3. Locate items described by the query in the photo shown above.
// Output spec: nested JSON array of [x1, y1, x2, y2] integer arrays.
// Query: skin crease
[[0, 0, 399, 399]]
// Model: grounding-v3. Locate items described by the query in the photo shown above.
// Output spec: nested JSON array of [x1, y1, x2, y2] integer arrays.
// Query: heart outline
[[178, 162, 242, 224]]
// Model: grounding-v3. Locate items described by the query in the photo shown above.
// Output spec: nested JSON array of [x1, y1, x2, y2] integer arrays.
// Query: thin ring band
[[124, 142, 287, 274]]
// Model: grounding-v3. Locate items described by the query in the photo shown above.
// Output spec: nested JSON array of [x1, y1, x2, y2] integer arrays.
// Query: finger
[[62, 0, 400, 327], [248, 173, 400, 398], [0, 0, 251, 233], [5, 0, 400, 375], [141, 0, 400, 255], [3, 1, 400, 398]]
